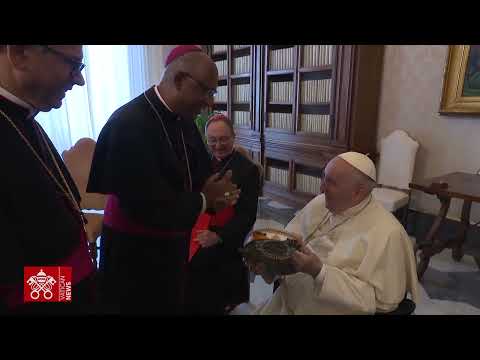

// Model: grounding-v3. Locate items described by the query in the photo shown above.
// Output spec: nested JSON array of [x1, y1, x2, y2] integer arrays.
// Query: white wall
[[377, 45, 480, 223]]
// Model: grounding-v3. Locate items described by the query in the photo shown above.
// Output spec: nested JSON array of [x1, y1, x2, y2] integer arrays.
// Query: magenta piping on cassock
[[64, 230, 95, 285]]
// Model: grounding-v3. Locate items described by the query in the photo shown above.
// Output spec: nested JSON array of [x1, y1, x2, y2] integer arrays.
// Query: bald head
[[163, 51, 218, 83], [158, 50, 218, 121]]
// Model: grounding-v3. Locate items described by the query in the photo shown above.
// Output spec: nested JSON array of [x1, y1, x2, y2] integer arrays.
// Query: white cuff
[[200, 192, 207, 214]]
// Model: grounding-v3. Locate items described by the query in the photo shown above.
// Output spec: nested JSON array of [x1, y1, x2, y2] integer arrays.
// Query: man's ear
[[7, 45, 35, 71], [353, 182, 366, 199], [173, 71, 186, 91]]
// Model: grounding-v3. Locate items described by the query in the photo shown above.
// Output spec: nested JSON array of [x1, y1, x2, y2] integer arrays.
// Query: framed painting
[[439, 45, 480, 115]]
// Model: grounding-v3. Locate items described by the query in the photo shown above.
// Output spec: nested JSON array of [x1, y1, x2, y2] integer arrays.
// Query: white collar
[[0, 85, 37, 118], [153, 85, 174, 113]]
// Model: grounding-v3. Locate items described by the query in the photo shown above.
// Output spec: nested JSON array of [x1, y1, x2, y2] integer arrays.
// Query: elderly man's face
[[320, 157, 358, 214], [206, 121, 234, 160], [18, 45, 85, 111]]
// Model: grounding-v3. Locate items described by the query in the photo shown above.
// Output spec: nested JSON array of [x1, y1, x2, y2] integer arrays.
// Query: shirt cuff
[[200, 192, 207, 214]]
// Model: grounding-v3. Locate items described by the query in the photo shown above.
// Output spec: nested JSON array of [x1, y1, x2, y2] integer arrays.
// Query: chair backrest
[[377, 130, 419, 191], [62, 138, 106, 210]]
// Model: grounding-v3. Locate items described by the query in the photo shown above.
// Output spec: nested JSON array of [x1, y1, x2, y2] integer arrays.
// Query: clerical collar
[[212, 150, 236, 175], [333, 194, 372, 220], [0, 85, 38, 119], [154, 85, 174, 114], [213, 148, 235, 163]]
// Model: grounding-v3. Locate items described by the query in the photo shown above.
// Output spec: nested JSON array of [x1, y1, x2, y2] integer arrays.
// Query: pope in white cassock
[[251, 152, 419, 315]]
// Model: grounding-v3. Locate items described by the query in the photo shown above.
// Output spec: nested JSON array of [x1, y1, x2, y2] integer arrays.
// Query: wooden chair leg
[[402, 194, 412, 229], [416, 196, 451, 280], [451, 200, 472, 262], [402, 205, 409, 228]]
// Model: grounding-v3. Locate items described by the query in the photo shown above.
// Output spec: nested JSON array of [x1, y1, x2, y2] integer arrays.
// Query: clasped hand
[[194, 230, 221, 248], [202, 170, 241, 212]]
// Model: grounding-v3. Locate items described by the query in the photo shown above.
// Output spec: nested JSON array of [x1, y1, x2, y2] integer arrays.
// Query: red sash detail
[[189, 206, 235, 262]]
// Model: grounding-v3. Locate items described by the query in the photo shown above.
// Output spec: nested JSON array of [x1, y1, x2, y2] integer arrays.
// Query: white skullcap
[[337, 152, 376, 182]]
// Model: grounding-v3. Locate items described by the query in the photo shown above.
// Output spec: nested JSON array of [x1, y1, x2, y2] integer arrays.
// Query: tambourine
[[239, 228, 302, 275]]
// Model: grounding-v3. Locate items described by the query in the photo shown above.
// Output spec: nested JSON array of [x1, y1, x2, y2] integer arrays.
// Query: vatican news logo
[[24, 267, 72, 303]]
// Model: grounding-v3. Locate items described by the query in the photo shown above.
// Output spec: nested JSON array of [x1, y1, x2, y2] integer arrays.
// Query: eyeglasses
[[42, 45, 86, 76], [184, 73, 217, 98], [319, 168, 325, 180], [206, 136, 233, 146]]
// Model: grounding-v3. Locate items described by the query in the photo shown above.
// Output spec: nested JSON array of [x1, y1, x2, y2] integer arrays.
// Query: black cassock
[[0, 95, 96, 315], [87, 86, 211, 315], [185, 151, 260, 315]]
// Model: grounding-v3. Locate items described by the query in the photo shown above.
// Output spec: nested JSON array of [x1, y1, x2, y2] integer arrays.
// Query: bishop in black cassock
[[87, 46, 222, 315], [0, 90, 96, 315], [87, 85, 213, 314]]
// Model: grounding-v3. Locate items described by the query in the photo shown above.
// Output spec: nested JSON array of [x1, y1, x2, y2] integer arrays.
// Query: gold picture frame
[[439, 45, 480, 115]]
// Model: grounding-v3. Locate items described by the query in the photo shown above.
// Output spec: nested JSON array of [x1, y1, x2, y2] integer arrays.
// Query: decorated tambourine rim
[[244, 228, 302, 245], [239, 228, 302, 274]]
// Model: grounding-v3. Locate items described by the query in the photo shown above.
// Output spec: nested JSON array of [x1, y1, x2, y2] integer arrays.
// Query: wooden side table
[[409, 172, 480, 280]]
